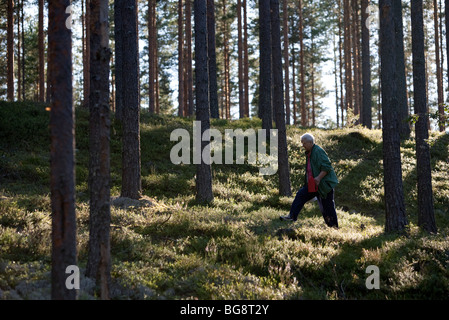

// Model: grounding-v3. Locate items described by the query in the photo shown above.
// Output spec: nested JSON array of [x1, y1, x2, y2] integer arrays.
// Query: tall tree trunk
[[48, 0, 77, 300], [283, 0, 290, 125], [411, 0, 437, 233], [186, 0, 194, 116], [119, 0, 142, 200], [178, 0, 185, 117], [194, 0, 213, 203], [243, 0, 249, 117], [352, 0, 360, 123], [344, 0, 353, 123], [379, 0, 408, 233], [17, 2, 21, 101], [298, 0, 306, 127], [148, 0, 156, 114], [393, 0, 410, 138], [7, 0, 14, 101], [434, 0, 445, 131], [86, 0, 112, 300], [445, 0, 449, 95], [237, 0, 244, 118], [339, 0, 345, 127], [271, 0, 291, 196], [114, 0, 123, 120], [361, 0, 372, 128], [21, 0, 25, 101], [207, 0, 219, 118], [38, 0, 45, 102]]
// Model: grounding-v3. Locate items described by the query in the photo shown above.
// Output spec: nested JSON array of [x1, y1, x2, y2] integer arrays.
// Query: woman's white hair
[[300, 133, 315, 144]]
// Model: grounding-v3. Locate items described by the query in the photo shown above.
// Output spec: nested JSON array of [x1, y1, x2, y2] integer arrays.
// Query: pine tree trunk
[[238, 0, 244, 118], [433, 0, 445, 131], [393, 0, 410, 138], [283, 0, 290, 125], [344, 0, 353, 122], [361, 0, 372, 128], [411, 0, 437, 233], [194, 0, 213, 203], [120, 0, 142, 200], [271, 0, 291, 196], [186, 0, 194, 116], [299, 0, 306, 127], [38, 0, 45, 102], [207, 0, 219, 119], [7, 0, 14, 101], [148, 0, 156, 114], [178, 0, 184, 117], [243, 0, 249, 117], [86, 0, 112, 300], [48, 0, 77, 300], [379, 0, 408, 233]]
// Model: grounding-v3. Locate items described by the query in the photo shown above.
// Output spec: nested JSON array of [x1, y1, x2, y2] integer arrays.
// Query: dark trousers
[[289, 186, 338, 228]]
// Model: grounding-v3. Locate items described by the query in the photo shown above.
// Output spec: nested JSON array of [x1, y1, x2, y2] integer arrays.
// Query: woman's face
[[301, 140, 314, 152]]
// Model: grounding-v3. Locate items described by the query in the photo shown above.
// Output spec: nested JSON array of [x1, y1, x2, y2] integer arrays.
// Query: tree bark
[[283, 0, 290, 125], [207, 0, 219, 118], [379, 0, 408, 233], [7, 0, 14, 101], [48, 0, 77, 300], [271, 0, 291, 196], [178, 0, 185, 117], [194, 0, 213, 203], [86, 0, 112, 300], [299, 0, 306, 127], [411, 0, 437, 233], [119, 0, 142, 200], [433, 0, 445, 131], [361, 0, 372, 128], [393, 0, 410, 138], [38, 0, 45, 102]]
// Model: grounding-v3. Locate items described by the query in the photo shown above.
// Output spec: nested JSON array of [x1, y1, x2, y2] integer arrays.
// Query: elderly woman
[[280, 133, 339, 228]]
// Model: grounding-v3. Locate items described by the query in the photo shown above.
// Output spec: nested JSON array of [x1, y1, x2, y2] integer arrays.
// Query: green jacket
[[304, 144, 338, 199]]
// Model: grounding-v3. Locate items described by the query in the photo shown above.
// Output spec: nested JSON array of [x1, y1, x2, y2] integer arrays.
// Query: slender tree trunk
[[434, 0, 445, 131], [238, 0, 244, 118], [445, 0, 449, 94], [148, 0, 156, 114], [17, 2, 21, 101], [114, 0, 123, 121], [411, 0, 437, 233], [38, 0, 45, 102], [271, 0, 291, 196], [207, 0, 219, 118], [379, 0, 408, 233], [352, 0, 360, 123], [48, 0, 77, 300], [7, 0, 14, 101], [21, 0, 25, 100], [344, 0, 353, 123], [178, 0, 184, 117], [194, 0, 213, 203], [298, 0, 306, 127], [86, 0, 112, 300], [186, 0, 194, 116], [361, 0, 372, 128], [243, 0, 249, 117], [339, 0, 345, 126], [283, 0, 290, 125]]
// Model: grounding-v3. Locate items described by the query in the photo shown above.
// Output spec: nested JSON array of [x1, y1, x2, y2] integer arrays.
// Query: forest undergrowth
[[0, 102, 448, 300]]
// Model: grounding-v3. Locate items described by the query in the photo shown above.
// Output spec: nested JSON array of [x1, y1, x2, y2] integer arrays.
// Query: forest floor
[[1, 101, 449, 300]]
